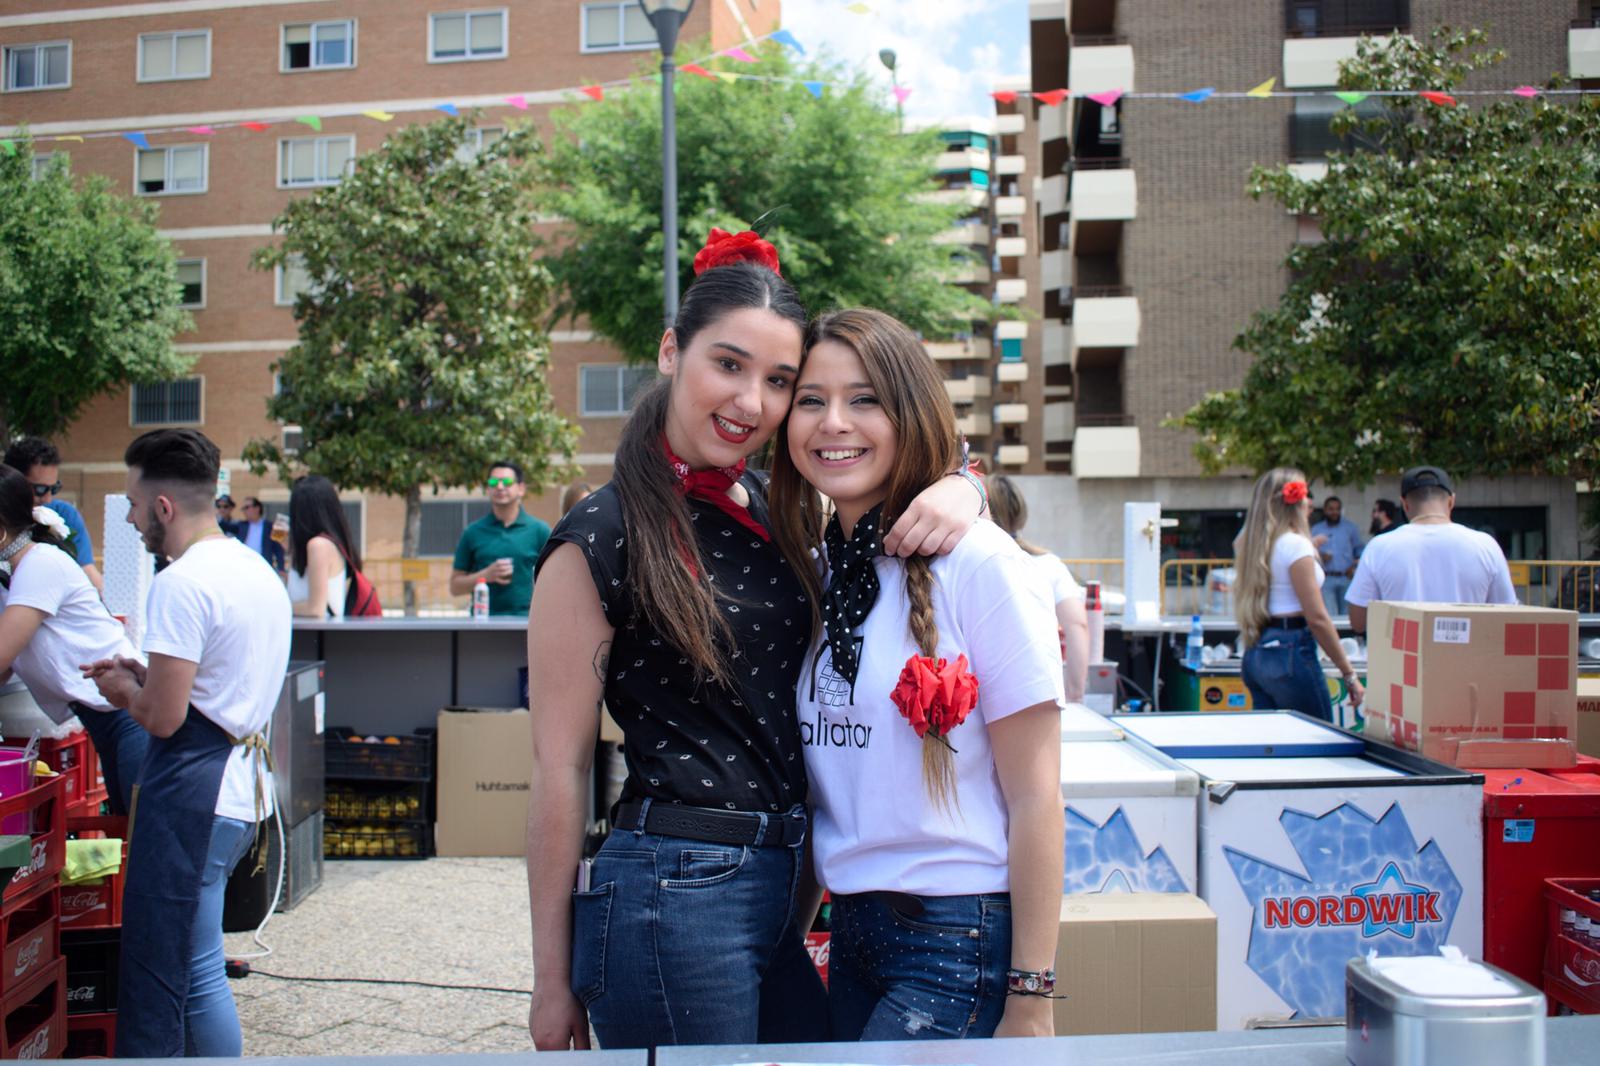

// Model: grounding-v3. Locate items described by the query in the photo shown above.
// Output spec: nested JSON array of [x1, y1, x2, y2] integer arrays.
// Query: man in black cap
[[1346, 465, 1516, 633]]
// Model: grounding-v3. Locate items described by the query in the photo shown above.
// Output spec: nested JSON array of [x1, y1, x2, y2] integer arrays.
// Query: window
[[419, 500, 491, 555], [580, 365, 656, 416], [136, 145, 207, 195], [30, 152, 66, 179], [279, 135, 354, 187], [131, 378, 203, 426], [4, 41, 71, 91], [282, 20, 354, 71], [581, 2, 655, 52], [176, 259, 205, 308], [453, 127, 503, 162], [138, 30, 210, 81], [275, 255, 315, 305], [430, 9, 506, 61]]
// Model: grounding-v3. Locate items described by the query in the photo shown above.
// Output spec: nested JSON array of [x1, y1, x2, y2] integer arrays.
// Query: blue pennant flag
[[122, 131, 151, 149], [803, 81, 824, 99], [435, 103, 460, 116], [1179, 87, 1216, 102], [770, 29, 806, 55]]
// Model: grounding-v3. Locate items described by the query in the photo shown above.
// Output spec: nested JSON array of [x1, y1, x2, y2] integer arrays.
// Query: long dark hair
[[0, 464, 64, 546], [769, 309, 962, 808], [988, 475, 1046, 556], [612, 261, 805, 686], [289, 474, 360, 576]]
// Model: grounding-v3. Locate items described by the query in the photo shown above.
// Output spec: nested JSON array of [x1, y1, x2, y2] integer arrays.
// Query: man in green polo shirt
[[449, 461, 551, 616]]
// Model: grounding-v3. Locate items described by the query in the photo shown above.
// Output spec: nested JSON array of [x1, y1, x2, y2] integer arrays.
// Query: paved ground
[[225, 858, 536, 1056]]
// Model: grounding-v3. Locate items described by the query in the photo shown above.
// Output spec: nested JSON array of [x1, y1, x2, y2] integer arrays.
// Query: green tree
[[1177, 28, 1600, 484], [247, 116, 577, 609], [537, 42, 994, 362], [0, 134, 192, 441]]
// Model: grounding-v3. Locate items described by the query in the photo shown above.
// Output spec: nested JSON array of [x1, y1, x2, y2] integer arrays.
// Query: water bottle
[[472, 578, 490, 620], [1185, 615, 1205, 671], [1084, 581, 1105, 664]]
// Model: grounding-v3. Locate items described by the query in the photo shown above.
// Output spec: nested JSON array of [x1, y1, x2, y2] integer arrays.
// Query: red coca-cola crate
[[0, 882, 57, 994], [60, 816, 126, 934], [22, 735, 89, 810], [804, 931, 829, 987], [0, 956, 64, 1059], [1545, 878, 1600, 1013], [0, 778, 65, 915], [64, 1011, 114, 1059]]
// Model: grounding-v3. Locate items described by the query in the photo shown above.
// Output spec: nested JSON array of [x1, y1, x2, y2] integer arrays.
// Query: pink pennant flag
[[505, 94, 528, 110], [185, 125, 216, 135], [580, 85, 604, 101], [991, 90, 1018, 104], [1419, 91, 1457, 108], [682, 63, 717, 80], [719, 47, 757, 63], [1035, 89, 1069, 107], [892, 86, 912, 104], [1086, 89, 1123, 108], [1512, 86, 1540, 98]]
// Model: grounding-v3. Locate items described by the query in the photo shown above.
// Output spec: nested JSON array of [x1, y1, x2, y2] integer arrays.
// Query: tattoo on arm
[[592, 641, 611, 684]]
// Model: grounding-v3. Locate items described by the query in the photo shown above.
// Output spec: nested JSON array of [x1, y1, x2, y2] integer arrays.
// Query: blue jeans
[[71, 705, 149, 815], [828, 892, 1012, 1041], [570, 804, 827, 1048], [1243, 625, 1334, 722], [1321, 574, 1351, 616], [186, 816, 254, 1057]]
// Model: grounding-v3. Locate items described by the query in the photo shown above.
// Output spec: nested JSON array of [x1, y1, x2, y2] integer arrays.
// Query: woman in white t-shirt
[[287, 475, 351, 618], [1233, 467, 1364, 722], [770, 309, 1066, 1041], [988, 475, 1090, 702], [0, 464, 148, 813]]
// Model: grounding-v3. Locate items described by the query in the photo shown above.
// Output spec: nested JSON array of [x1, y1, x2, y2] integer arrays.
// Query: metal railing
[[362, 557, 468, 616], [1076, 412, 1135, 427], [1075, 284, 1133, 298], [1072, 157, 1130, 170], [1071, 34, 1128, 46], [1058, 558, 1123, 592]]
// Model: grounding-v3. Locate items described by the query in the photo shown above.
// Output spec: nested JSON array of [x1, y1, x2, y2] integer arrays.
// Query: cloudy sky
[[781, 0, 1031, 124]]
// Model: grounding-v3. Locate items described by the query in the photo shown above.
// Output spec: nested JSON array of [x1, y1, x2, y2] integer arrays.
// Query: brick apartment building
[[1017, 0, 1598, 562], [0, 0, 775, 568]]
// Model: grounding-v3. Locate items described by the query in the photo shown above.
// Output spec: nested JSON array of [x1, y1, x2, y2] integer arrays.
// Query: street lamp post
[[640, 0, 696, 326]]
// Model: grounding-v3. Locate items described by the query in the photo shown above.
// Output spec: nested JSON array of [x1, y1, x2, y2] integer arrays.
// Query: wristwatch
[[1006, 967, 1056, 996]]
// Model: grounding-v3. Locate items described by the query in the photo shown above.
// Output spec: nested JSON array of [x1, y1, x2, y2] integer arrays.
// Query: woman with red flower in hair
[[1233, 467, 1364, 722], [769, 309, 1066, 1041], [525, 229, 983, 1051]]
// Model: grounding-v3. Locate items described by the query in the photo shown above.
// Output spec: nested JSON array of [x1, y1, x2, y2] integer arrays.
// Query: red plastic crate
[[14, 735, 89, 810], [0, 956, 64, 1059], [64, 1010, 114, 1059], [803, 931, 829, 987], [0, 777, 66, 916], [60, 817, 126, 933], [1543, 877, 1600, 1014], [0, 881, 58, 994]]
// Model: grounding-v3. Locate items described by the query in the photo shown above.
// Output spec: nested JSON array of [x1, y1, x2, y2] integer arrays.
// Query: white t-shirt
[[0, 543, 141, 725], [143, 536, 292, 821], [798, 521, 1065, 897], [1347, 522, 1516, 608], [1269, 532, 1323, 616], [1030, 551, 1084, 604]]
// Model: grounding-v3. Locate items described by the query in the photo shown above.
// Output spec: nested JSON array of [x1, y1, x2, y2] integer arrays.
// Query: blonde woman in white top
[[1233, 467, 1363, 721]]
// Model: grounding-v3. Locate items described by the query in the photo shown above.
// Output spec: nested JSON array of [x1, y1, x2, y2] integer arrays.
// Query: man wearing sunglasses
[[3, 437, 104, 596], [448, 461, 550, 617]]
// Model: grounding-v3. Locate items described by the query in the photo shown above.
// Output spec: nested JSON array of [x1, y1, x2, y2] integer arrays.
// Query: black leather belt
[[1268, 616, 1309, 630], [614, 801, 805, 847]]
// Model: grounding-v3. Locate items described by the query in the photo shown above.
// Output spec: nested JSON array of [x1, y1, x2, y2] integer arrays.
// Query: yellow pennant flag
[[1246, 77, 1276, 98], [715, 71, 739, 83], [362, 109, 395, 122], [53, 135, 85, 142], [847, 2, 872, 13]]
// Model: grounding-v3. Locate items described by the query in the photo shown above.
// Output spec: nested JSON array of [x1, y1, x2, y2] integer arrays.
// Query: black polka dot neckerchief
[[820, 504, 885, 688]]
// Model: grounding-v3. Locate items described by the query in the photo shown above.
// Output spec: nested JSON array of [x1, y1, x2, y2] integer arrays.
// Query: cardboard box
[[1367, 603, 1578, 769], [435, 707, 532, 857], [1579, 678, 1600, 759], [1054, 892, 1216, 1035]]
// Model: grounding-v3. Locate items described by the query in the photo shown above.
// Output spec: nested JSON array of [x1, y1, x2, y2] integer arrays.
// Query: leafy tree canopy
[[1177, 28, 1600, 484], [537, 42, 995, 362], [0, 136, 192, 441], [247, 115, 577, 567]]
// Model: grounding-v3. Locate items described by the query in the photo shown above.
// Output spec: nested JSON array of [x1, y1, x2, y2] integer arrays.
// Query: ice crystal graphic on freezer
[[1064, 806, 1189, 894], [1223, 802, 1462, 1018]]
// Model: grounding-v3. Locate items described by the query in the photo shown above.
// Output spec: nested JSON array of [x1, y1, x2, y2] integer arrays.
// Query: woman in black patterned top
[[525, 230, 982, 1051]]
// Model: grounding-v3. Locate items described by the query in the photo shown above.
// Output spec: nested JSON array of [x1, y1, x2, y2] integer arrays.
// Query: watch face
[[1024, 976, 1041, 992]]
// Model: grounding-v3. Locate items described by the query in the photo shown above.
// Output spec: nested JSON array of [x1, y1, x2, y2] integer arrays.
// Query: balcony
[[1043, 321, 1070, 367], [956, 412, 993, 437], [995, 154, 1026, 177], [937, 148, 993, 174], [1070, 290, 1139, 356], [995, 112, 1026, 135], [944, 376, 992, 404], [994, 402, 1030, 425], [1070, 165, 1137, 221], [995, 278, 1028, 303], [1029, 1, 1068, 23], [1282, 36, 1364, 88], [995, 444, 1030, 467], [1041, 249, 1070, 294], [1069, 42, 1134, 95], [996, 319, 1029, 342], [1037, 100, 1072, 144], [1284, 1, 1409, 38], [997, 361, 1029, 383], [935, 220, 990, 247], [920, 187, 989, 208], [994, 195, 1027, 218], [1573, 24, 1600, 78], [1044, 400, 1074, 442], [925, 337, 992, 361], [995, 235, 1028, 258], [1288, 161, 1329, 183], [949, 261, 992, 285], [1038, 173, 1068, 217], [1073, 422, 1140, 478]]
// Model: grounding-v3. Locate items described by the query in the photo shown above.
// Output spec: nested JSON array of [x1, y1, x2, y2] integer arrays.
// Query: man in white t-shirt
[[1346, 465, 1517, 634], [84, 429, 291, 1058]]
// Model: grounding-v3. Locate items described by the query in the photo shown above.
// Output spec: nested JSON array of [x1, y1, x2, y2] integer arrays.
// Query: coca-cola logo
[[12, 935, 42, 977], [60, 890, 103, 912], [15, 1027, 48, 1060], [804, 937, 829, 967], [67, 985, 95, 1004]]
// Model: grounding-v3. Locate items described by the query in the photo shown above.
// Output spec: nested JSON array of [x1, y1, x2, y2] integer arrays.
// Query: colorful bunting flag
[[991, 90, 1019, 104], [1179, 87, 1216, 102], [769, 29, 806, 55], [436, 103, 460, 116], [1334, 91, 1368, 105], [0, 140, 14, 156], [362, 110, 395, 122], [716, 71, 739, 84], [185, 125, 215, 135], [1035, 89, 1069, 107], [1419, 90, 1457, 107], [847, 2, 872, 13], [1513, 86, 1540, 98], [242, 122, 271, 132], [580, 86, 604, 101], [53, 135, 84, 143], [803, 81, 824, 99], [295, 115, 322, 131], [719, 47, 757, 63], [1086, 89, 1123, 108], [505, 94, 528, 110], [1247, 77, 1276, 99], [123, 131, 151, 149], [682, 63, 717, 80], [892, 85, 912, 104]]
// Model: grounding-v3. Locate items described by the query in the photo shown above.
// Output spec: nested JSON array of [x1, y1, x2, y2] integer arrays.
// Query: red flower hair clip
[[890, 653, 980, 747], [693, 227, 782, 277], [1282, 480, 1309, 505]]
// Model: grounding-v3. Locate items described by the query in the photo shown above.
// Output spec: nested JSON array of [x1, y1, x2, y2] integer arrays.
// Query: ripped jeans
[[827, 892, 1011, 1041]]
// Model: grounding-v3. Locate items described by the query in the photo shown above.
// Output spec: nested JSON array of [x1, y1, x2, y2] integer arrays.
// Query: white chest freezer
[[1115, 711, 1485, 1031], [1060, 736, 1199, 894], [1061, 702, 1123, 742]]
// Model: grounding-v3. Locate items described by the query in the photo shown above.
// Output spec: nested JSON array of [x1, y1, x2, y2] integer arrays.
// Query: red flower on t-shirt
[[890, 653, 979, 739]]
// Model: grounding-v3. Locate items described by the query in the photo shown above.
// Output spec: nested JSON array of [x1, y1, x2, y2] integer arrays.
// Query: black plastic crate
[[63, 928, 119, 1015], [324, 727, 434, 781], [324, 781, 428, 822], [323, 819, 431, 859]]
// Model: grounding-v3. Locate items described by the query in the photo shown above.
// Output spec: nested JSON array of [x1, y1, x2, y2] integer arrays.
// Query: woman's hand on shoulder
[[882, 473, 983, 558]]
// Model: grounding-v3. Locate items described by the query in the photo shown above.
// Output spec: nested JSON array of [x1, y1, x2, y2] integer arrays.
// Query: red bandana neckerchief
[[663, 438, 771, 543]]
